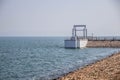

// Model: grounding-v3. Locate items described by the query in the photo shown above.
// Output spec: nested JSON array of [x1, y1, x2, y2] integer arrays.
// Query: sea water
[[0, 37, 119, 80]]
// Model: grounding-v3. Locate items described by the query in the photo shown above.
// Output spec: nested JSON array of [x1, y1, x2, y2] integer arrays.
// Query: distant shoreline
[[57, 52, 120, 80]]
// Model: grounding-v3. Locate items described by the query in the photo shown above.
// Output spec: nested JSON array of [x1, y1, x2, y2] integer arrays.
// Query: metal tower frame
[[72, 25, 87, 39]]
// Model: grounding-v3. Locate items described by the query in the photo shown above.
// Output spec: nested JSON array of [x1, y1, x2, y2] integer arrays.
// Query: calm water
[[0, 37, 119, 80]]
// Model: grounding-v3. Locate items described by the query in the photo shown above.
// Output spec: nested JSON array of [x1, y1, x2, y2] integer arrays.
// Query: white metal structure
[[65, 25, 88, 48]]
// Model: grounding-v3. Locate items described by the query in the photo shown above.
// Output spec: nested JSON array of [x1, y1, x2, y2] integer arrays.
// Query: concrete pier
[[65, 38, 88, 48], [64, 25, 88, 48], [86, 36, 120, 48], [87, 40, 120, 48], [64, 25, 120, 48]]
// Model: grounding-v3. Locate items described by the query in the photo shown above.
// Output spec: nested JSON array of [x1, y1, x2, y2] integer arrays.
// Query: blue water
[[0, 37, 119, 80]]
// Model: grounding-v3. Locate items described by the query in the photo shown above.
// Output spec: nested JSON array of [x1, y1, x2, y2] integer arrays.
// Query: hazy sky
[[0, 0, 120, 36]]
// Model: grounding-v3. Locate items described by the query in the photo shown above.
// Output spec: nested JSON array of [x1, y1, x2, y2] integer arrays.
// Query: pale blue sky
[[0, 0, 120, 36]]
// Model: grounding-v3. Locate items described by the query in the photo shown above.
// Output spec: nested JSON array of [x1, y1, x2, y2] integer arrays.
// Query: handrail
[[87, 37, 120, 41]]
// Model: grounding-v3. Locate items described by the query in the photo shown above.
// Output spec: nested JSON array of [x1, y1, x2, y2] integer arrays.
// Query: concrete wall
[[64, 40, 77, 48], [87, 41, 120, 48], [77, 39, 88, 48], [65, 39, 88, 48]]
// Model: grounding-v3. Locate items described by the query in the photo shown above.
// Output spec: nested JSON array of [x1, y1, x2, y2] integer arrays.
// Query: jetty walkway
[[86, 36, 120, 48]]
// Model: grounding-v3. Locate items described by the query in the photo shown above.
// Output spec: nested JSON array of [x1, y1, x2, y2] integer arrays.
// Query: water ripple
[[0, 37, 119, 80]]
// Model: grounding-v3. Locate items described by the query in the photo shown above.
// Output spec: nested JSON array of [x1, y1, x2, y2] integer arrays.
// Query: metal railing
[[87, 36, 120, 41], [65, 36, 120, 41]]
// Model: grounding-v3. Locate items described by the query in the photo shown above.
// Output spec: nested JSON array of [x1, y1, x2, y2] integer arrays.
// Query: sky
[[0, 0, 120, 36]]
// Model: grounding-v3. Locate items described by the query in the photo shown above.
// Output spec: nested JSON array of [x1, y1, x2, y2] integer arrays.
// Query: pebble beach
[[58, 52, 120, 80]]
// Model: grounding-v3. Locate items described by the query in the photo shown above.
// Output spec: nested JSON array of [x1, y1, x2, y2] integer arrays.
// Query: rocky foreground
[[58, 52, 120, 80]]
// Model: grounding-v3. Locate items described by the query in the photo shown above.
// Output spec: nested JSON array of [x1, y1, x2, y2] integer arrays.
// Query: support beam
[[73, 25, 87, 39]]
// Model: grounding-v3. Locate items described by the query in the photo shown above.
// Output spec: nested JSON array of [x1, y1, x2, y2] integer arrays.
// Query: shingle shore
[[58, 52, 120, 80]]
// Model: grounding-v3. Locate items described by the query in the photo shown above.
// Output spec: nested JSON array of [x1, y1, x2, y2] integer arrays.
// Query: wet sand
[[58, 52, 120, 80]]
